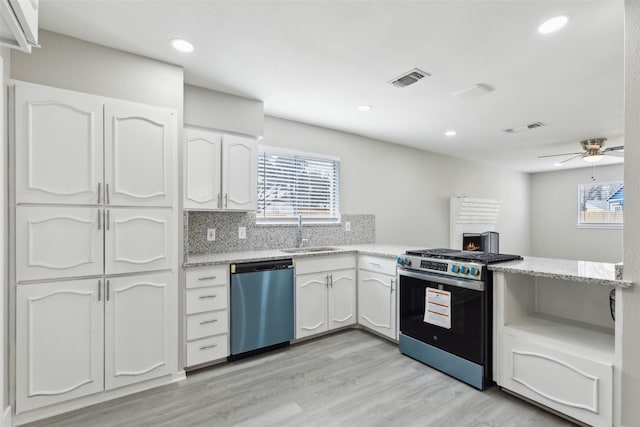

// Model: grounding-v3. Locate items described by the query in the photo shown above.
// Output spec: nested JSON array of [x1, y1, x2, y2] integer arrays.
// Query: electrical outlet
[[207, 228, 216, 241], [345, 222, 351, 232], [238, 226, 247, 239]]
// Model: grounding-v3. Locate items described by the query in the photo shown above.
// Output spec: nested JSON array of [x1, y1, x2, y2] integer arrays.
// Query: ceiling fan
[[538, 138, 624, 165]]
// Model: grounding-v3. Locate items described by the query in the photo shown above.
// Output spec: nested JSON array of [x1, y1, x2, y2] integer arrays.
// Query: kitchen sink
[[280, 247, 340, 254]]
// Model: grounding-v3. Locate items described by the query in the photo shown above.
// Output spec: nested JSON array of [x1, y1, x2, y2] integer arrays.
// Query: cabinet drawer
[[295, 254, 356, 275], [186, 311, 228, 341], [358, 255, 396, 276], [186, 265, 229, 288], [186, 335, 229, 367], [186, 286, 227, 314], [501, 333, 612, 427]]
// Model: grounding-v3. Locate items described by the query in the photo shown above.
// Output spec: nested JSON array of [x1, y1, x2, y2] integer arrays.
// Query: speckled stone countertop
[[184, 243, 419, 268], [489, 256, 632, 288]]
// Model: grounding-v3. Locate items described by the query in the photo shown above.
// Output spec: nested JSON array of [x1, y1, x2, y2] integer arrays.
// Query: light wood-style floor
[[25, 329, 576, 427]]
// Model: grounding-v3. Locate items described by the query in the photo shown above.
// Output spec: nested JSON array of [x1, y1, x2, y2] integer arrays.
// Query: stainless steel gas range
[[396, 248, 522, 390]]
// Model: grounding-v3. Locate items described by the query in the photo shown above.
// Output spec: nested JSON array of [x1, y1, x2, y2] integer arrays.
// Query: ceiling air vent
[[503, 122, 546, 134], [388, 68, 431, 88]]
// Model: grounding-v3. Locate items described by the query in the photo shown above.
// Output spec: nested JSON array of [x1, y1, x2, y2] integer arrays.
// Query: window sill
[[576, 224, 623, 230]]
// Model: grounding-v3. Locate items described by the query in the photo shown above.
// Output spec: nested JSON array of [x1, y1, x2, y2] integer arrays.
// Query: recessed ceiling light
[[171, 38, 194, 53], [445, 130, 457, 137], [538, 16, 569, 34], [357, 105, 372, 112]]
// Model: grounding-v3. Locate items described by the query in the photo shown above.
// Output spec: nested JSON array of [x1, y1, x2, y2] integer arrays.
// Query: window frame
[[576, 181, 624, 229], [256, 145, 341, 225]]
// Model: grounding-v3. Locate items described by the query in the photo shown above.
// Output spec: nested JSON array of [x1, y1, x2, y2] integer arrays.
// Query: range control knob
[[397, 256, 402, 265], [459, 265, 467, 274], [450, 264, 459, 273], [469, 267, 479, 276], [404, 257, 412, 267]]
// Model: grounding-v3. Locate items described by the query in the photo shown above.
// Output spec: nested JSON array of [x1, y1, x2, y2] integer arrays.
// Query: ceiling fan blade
[[603, 145, 624, 152], [604, 151, 624, 158], [558, 154, 584, 164], [538, 152, 583, 159]]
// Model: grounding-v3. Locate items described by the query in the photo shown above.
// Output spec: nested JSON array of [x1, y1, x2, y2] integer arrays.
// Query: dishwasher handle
[[231, 259, 294, 274]]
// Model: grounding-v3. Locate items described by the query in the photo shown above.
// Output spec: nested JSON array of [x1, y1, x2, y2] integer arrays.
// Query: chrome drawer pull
[[370, 262, 382, 267], [199, 295, 217, 299], [198, 276, 217, 281], [200, 319, 219, 325], [199, 344, 218, 350]]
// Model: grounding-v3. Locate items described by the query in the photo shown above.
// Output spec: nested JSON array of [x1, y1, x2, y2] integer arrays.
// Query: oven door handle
[[397, 269, 485, 291]]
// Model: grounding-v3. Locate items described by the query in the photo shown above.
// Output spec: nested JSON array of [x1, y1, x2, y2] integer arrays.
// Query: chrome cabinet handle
[[199, 344, 218, 350], [198, 276, 217, 281], [224, 193, 228, 208], [106, 280, 110, 301], [98, 280, 102, 301], [217, 193, 221, 209], [97, 209, 102, 230], [98, 182, 102, 204], [106, 183, 110, 204], [390, 278, 395, 293], [325, 274, 329, 287], [199, 295, 217, 299], [330, 274, 333, 287], [200, 319, 218, 325], [106, 210, 110, 231]]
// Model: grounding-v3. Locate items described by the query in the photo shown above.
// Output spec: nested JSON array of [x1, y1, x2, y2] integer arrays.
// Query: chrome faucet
[[297, 214, 308, 247]]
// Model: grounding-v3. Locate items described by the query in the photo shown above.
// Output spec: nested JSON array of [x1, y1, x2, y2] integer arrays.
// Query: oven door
[[399, 269, 486, 364]]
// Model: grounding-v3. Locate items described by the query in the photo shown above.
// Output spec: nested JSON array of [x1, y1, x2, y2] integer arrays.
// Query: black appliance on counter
[[463, 231, 499, 253], [396, 248, 521, 389]]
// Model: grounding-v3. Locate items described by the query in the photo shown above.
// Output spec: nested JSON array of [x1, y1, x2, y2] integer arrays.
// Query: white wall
[[263, 116, 531, 255], [618, 1, 640, 425], [530, 164, 623, 262], [184, 84, 263, 137], [1, 46, 9, 427]]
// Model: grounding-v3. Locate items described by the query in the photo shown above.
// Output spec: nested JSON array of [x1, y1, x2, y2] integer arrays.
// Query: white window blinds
[[257, 147, 340, 222], [577, 182, 624, 225]]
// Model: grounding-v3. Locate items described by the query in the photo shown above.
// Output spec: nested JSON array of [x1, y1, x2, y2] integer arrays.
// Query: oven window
[[399, 274, 485, 364]]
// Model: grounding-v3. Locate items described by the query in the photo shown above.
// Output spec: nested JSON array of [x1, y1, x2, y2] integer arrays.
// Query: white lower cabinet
[[16, 279, 104, 413], [295, 255, 356, 339], [16, 272, 176, 413], [184, 265, 230, 368], [501, 333, 612, 427], [357, 255, 397, 340]]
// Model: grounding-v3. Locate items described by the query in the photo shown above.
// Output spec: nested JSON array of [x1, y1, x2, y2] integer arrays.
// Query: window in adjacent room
[[257, 146, 340, 223], [577, 182, 623, 227]]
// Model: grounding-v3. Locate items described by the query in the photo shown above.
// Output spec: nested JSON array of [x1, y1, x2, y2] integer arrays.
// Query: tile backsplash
[[185, 212, 375, 256]]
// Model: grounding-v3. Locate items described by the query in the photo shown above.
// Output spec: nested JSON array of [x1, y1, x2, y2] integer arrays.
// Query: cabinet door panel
[[104, 208, 174, 275], [16, 279, 104, 413], [15, 85, 103, 205], [184, 128, 222, 209], [222, 135, 257, 211], [328, 269, 356, 329], [358, 271, 395, 339], [295, 272, 328, 339], [16, 206, 104, 282], [105, 272, 176, 389], [104, 103, 175, 206]]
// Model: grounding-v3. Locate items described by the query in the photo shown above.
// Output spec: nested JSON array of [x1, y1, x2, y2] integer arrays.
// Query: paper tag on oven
[[424, 288, 451, 329]]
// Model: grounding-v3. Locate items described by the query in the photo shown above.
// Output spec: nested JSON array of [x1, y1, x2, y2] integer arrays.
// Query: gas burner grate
[[406, 248, 522, 264]]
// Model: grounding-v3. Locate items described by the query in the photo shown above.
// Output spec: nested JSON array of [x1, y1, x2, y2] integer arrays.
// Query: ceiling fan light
[[583, 155, 604, 163]]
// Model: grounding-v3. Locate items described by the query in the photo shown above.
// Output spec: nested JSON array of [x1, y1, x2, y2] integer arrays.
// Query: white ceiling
[[38, 0, 625, 173]]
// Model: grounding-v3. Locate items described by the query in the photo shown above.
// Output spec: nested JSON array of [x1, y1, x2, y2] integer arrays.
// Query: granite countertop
[[489, 256, 632, 288], [184, 243, 418, 268]]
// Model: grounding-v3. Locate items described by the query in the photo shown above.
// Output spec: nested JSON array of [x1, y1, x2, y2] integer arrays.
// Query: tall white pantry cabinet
[[12, 82, 179, 416]]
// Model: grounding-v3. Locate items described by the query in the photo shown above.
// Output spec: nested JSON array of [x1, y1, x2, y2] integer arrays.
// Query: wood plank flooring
[[24, 330, 576, 427]]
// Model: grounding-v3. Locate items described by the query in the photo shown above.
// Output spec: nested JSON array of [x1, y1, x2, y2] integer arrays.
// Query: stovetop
[[405, 248, 522, 264]]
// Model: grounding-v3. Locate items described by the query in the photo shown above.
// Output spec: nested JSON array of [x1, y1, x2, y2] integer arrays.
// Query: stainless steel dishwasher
[[230, 259, 294, 357]]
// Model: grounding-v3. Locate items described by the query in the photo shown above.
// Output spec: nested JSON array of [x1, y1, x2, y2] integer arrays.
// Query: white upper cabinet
[[0, 0, 39, 52], [104, 272, 176, 389], [16, 206, 104, 282], [184, 128, 222, 209], [104, 103, 175, 207], [16, 279, 104, 413], [183, 127, 257, 211], [15, 85, 104, 205], [222, 134, 257, 210], [104, 208, 174, 275]]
